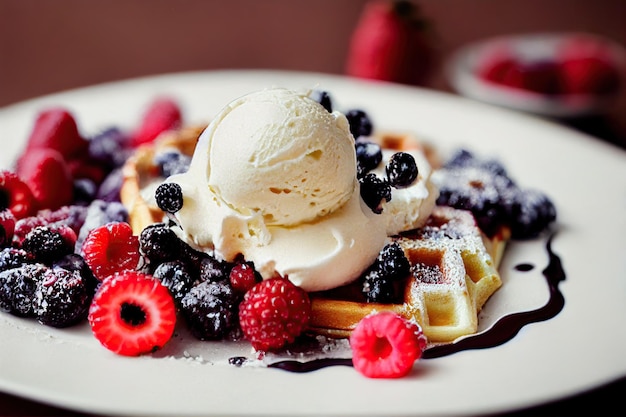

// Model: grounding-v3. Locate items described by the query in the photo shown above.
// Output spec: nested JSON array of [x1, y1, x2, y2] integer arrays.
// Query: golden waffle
[[120, 125, 205, 234], [308, 206, 508, 343]]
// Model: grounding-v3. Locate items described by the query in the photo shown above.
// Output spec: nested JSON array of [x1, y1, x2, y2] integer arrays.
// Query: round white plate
[[1, 70, 626, 417]]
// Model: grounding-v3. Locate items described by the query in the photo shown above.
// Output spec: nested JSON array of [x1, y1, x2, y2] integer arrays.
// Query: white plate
[[1, 70, 626, 417], [447, 32, 626, 118]]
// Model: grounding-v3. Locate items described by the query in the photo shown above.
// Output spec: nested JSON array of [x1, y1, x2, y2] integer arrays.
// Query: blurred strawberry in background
[[345, 0, 437, 87]]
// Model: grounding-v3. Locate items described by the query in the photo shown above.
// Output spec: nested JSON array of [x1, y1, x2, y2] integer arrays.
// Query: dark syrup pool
[[267, 233, 565, 372]]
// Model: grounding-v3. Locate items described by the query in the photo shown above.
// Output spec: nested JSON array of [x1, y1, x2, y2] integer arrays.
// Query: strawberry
[[15, 148, 73, 211], [499, 60, 561, 95], [0, 170, 36, 219], [345, 0, 436, 86], [88, 271, 176, 356], [80, 222, 140, 281], [131, 97, 182, 147], [25, 108, 88, 160], [349, 311, 427, 378], [239, 277, 311, 352], [557, 37, 621, 96]]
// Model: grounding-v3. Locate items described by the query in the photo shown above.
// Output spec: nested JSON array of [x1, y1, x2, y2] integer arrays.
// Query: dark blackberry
[[155, 183, 184, 214], [443, 149, 474, 169], [73, 178, 98, 206], [0, 247, 33, 273], [153, 260, 195, 305], [375, 242, 411, 280], [386, 152, 418, 188], [139, 223, 182, 264], [53, 253, 99, 296], [355, 141, 382, 178], [359, 173, 391, 214], [154, 151, 191, 178], [180, 280, 238, 340], [345, 109, 373, 139], [362, 269, 396, 303], [21, 226, 74, 265], [0, 263, 49, 316], [88, 127, 132, 169], [434, 166, 512, 237], [504, 188, 557, 239], [197, 254, 230, 283], [96, 168, 124, 203], [33, 268, 90, 327], [309, 90, 333, 113]]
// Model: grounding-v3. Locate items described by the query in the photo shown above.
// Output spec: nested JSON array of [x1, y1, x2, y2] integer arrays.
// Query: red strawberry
[[131, 97, 182, 147], [349, 311, 427, 378], [239, 277, 311, 352], [499, 60, 561, 95], [557, 36, 621, 95], [477, 45, 518, 84], [0, 170, 36, 219], [345, 0, 436, 86], [80, 222, 140, 281], [15, 148, 73, 211], [25, 108, 88, 160], [88, 271, 176, 356]]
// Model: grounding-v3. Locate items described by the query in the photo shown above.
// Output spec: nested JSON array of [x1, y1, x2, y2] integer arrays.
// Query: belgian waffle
[[308, 206, 508, 343], [121, 127, 508, 344]]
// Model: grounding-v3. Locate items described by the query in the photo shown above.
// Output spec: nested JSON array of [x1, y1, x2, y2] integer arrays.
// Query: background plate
[[1, 70, 626, 417]]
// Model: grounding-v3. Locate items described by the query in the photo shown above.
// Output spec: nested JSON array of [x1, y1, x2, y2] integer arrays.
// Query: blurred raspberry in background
[[345, 0, 438, 87]]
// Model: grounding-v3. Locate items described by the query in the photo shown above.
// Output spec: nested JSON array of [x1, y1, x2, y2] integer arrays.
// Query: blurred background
[[1, 0, 625, 150]]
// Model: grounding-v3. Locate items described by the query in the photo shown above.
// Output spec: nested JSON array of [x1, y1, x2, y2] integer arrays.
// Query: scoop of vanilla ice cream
[[166, 88, 388, 291], [207, 88, 356, 226]]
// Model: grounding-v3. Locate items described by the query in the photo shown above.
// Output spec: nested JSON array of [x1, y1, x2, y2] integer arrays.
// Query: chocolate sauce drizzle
[[268, 233, 565, 372]]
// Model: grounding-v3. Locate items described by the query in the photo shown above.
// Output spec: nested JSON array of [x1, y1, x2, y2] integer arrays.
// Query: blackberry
[[504, 188, 557, 239], [375, 243, 411, 280], [88, 126, 132, 169], [153, 260, 195, 305], [310, 90, 333, 113], [96, 168, 124, 203], [139, 223, 182, 264], [0, 263, 49, 316], [180, 280, 238, 340], [154, 151, 191, 177], [386, 152, 418, 188], [355, 141, 382, 178], [21, 226, 74, 265], [345, 109, 373, 139], [73, 178, 98, 206], [362, 269, 396, 303], [33, 268, 90, 327], [155, 183, 184, 214], [0, 247, 33, 273], [53, 253, 99, 296], [197, 254, 230, 283], [359, 173, 391, 214]]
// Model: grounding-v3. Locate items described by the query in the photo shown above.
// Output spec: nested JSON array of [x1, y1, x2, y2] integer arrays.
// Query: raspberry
[[24, 108, 88, 160], [181, 280, 238, 340], [0, 170, 36, 219], [155, 182, 184, 214], [131, 97, 182, 147], [88, 271, 176, 356], [229, 261, 261, 294], [80, 222, 140, 281], [16, 148, 73, 211], [33, 268, 90, 327], [239, 277, 311, 352], [349, 311, 427, 378]]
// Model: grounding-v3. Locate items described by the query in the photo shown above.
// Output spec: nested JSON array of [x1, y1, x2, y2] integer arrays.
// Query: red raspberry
[[0, 170, 36, 219], [349, 311, 427, 378], [476, 46, 518, 84], [0, 209, 16, 247], [229, 261, 260, 294], [239, 277, 311, 352], [88, 271, 176, 356], [16, 148, 73, 211], [80, 222, 140, 281], [131, 97, 182, 147], [25, 108, 88, 160], [345, 0, 435, 86]]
